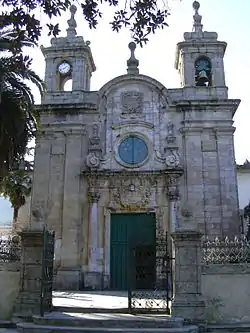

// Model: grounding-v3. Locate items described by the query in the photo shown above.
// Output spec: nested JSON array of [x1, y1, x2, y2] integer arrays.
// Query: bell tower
[[175, 1, 226, 89], [41, 5, 96, 95]]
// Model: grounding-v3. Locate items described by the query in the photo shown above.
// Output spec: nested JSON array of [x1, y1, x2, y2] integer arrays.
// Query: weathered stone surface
[[21, 1, 241, 293], [172, 230, 205, 321]]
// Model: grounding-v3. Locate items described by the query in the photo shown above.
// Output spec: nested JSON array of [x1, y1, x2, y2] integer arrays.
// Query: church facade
[[29, 2, 241, 290]]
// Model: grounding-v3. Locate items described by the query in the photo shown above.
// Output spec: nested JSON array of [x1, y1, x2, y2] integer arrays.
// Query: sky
[[1, 0, 249, 222]]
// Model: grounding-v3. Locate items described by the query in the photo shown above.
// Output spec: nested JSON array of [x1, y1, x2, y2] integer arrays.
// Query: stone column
[[166, 173, 180, 232], [171, 229, 205, 322], [88, 192, 100, 272], [14, 229, 44, 317], [84, 180, 102, 289]]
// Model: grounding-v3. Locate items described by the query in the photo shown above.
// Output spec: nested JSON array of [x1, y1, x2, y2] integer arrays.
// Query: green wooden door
[[110, 213, 156, 290]]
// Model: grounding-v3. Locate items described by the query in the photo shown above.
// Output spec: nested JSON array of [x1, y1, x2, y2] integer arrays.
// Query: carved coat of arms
[[121, 91, 144, 116]]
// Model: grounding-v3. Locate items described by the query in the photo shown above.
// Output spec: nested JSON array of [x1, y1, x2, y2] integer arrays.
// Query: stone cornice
[[36, 103, 98, 113], [81, 169, 183, 178], [111, 121, 154, 130], [174, 99, 240, 116]]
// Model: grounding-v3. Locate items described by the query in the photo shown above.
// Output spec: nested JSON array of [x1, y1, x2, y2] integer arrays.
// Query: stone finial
[[127, 42, 139, 75], [67, 5, 77, 38], [192, 1, 203, 33]]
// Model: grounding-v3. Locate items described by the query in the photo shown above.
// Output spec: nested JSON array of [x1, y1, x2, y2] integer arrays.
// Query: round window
[[118, 135, 148, 165]]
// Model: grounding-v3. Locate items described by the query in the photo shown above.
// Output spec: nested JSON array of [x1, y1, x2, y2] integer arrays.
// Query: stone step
[[207, 323, 250, 333], [32, 312, 184, 329], [17, 322, 198, 333]]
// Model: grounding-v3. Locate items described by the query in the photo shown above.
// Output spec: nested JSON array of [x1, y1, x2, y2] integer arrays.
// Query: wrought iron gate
[[40, 228, 55, 317], [128, 232, 174, 314]]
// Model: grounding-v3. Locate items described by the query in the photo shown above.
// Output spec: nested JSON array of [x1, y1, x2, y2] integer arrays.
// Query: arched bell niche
[[195, 56, 212, 87]]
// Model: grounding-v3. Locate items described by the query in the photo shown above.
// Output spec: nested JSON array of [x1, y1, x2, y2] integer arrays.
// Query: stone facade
[[29, 2, 241, 289]]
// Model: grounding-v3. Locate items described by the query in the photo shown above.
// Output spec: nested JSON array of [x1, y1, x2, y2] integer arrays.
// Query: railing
[[0, 235, 21, 263], [201, 235, 250, 264]]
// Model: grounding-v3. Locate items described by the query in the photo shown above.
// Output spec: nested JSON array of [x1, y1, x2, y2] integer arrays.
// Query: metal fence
[[0, 235, 21, 263], [201, 235, 250, 264]]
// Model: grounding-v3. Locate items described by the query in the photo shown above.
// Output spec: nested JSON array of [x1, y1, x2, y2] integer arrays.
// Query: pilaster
[[171, 229, 205, 322], [14, 230, 44, 317]]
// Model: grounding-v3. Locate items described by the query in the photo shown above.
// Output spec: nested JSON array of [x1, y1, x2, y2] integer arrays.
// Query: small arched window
[[195, 56, 212, 87]]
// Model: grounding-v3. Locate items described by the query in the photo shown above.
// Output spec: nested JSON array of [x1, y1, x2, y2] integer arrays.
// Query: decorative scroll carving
[[166, 174, 180, 201], [121, 91, 144, 117], [165, 150, 181, 168]]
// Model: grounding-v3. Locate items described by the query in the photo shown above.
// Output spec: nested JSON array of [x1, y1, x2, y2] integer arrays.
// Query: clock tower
[[41, 5, 96, 99]]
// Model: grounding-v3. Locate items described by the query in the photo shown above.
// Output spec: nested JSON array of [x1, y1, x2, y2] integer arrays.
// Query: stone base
[[53, 268, 82, 290], [83, 271, 105, 289], [13, 291, 41, 318], [172, 296, 205, 322]]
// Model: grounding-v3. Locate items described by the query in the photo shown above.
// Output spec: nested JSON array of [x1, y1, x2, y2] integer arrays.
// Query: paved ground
[[52, 290, 169, 310], [0, 330, 17, 333], [53, 291, 129, 309]]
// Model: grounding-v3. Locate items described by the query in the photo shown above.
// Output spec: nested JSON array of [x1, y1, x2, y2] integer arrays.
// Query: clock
[[58, 61, 71, 75]]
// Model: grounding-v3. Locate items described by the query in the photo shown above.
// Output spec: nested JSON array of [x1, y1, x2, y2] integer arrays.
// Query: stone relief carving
[[166, 174, 180, 201], [109, 176, 153, 210], [121, 91, 144, 118], [89, 124, 100, 147], [86, 152, 100, 169], [86, 124, 102, 170]]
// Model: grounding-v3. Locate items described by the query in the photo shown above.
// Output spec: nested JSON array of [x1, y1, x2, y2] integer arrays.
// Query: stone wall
[[0, 262, 20, 320], [201, 264, 250, 322]]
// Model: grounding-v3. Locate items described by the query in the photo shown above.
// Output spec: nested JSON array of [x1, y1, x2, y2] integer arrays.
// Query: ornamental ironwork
[[128, 232, 174, 314], [201, 235, 250, 264], [0, 235, 21, 263]]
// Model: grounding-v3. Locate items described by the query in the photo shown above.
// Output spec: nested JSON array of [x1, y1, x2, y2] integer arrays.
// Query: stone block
[[84, 272, 104, 290], [54, 269, 81, 290]]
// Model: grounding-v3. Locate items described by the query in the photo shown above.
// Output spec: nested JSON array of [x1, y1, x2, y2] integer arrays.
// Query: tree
[[0, 165, 33, 232], [0, 29, 45, 180], [0, 0, 171, 49]]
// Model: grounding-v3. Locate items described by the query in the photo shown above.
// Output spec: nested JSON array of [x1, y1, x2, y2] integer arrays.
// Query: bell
[[196, 70, 209, 86]]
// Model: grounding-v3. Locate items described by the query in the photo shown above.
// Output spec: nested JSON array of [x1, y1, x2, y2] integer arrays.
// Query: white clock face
[[58, 61, 71, 75]]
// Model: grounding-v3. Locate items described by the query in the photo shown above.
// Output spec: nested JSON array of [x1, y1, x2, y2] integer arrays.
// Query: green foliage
[[0, 168, 32, 221], [0, 29, 44, 180], [0, 0, 170, 47]]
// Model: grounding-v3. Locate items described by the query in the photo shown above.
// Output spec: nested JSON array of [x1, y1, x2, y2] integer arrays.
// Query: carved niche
[[121, 91, 144, 118], [109, 176, 154, 210]]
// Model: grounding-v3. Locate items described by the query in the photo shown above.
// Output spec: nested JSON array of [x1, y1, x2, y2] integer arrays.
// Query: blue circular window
[[118, 135, 148, 165]]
